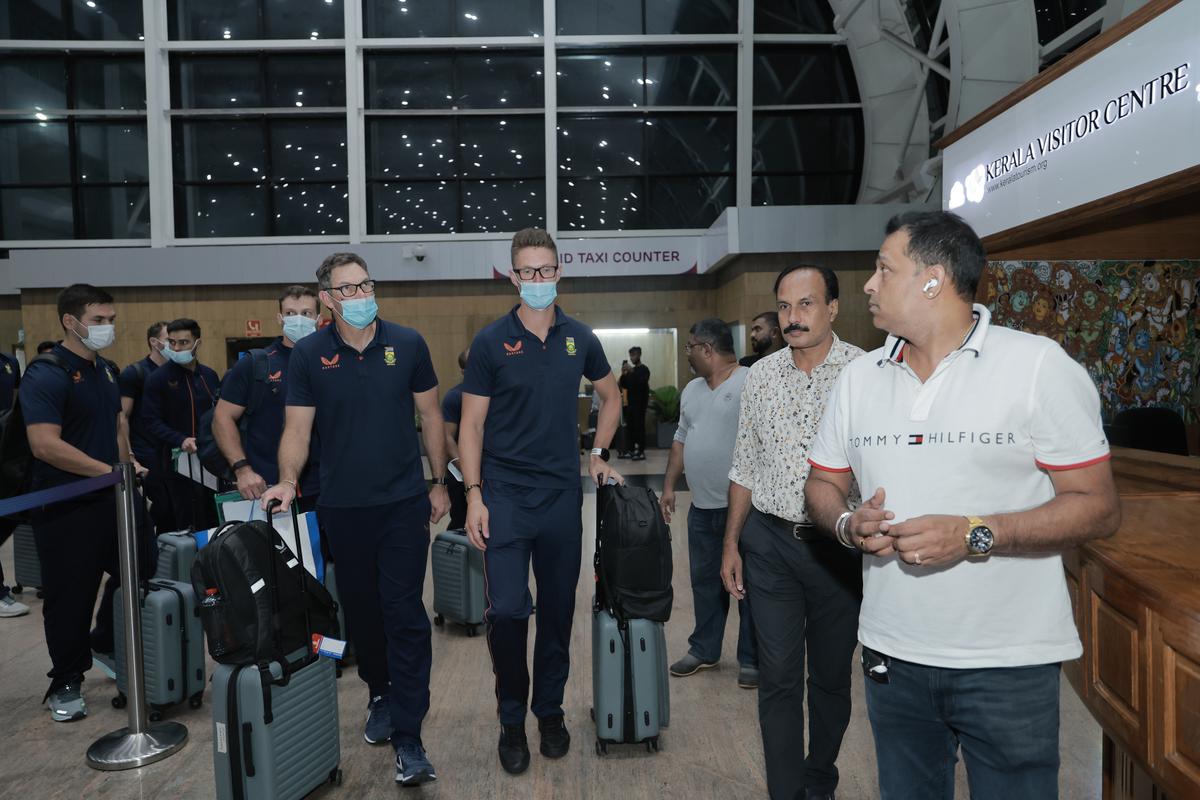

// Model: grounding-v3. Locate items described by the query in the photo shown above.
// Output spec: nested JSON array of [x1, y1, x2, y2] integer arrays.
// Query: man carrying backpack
[[212, 286, 322, 511], [119, 321, 171, 532], [20, 284, 129, 721]]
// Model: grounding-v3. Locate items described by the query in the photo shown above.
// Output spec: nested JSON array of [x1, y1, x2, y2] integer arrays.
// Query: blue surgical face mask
[[164, 345, 195, 365], [338, 295, 377, 330], [519, 281, 557, 310], [282, 314, 318, 342]]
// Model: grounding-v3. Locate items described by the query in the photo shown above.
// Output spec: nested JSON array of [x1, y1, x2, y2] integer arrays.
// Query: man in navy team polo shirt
[[440, 347, 468, 529], [139, 318, 221, 530], [261, 252, 449, 788], [212, 285, 322, 510], [119, 321, 171, 532], [0, 345, 26, 618], [459, 228, 624, 775], [21, 284, 129, 722]]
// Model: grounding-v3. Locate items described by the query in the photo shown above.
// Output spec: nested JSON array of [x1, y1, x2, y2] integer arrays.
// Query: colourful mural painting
[[981, 260, 1200, 421]]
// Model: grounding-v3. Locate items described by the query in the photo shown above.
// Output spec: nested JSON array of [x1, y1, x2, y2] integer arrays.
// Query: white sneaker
[[0, 593, 29, 618]]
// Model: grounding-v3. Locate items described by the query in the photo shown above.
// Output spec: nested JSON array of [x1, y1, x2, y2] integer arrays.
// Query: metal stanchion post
[[87, 462, 188, 770]]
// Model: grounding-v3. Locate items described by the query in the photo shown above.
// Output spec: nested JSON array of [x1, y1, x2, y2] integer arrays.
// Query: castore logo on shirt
[[503, 341, 524, 357], [72, 371, 83, 384], [320, 354, 340, 370], [268, 370, 283, 382]]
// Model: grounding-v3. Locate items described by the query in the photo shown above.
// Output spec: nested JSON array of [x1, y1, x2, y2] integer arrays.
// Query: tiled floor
[[0, 449, 1102, 798]]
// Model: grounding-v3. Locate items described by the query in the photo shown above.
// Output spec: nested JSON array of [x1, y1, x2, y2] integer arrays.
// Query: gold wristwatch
[[965, 516, 994, 557]]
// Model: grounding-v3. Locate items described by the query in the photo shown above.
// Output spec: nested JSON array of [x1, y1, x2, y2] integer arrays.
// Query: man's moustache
[[784, 325, 809, 334]]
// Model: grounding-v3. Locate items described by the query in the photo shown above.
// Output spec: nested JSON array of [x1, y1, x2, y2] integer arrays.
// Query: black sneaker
[[631, 450, 646, 461], [498, 724, 530, 775], [538, 715, 570, 758]]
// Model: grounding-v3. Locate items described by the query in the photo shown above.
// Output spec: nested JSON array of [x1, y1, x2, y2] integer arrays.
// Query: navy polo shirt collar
[[504, 304, 567, 339], [329, 319, 389, 352]]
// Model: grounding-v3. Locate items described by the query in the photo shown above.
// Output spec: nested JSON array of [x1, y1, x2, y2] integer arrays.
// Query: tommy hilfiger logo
[[848, 430, 1017, 449], [320, 354, 340, 370], [503, 341, 524, 356]]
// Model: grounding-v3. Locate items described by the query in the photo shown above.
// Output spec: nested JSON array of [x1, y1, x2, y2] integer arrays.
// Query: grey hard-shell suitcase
[[112, 578, 206, 716], [12, 523, 42, 595], [155, 531, 198, 583], [591, 605, 670, 754], [211, 655, 342, 800], [431, 529, 484, 636]]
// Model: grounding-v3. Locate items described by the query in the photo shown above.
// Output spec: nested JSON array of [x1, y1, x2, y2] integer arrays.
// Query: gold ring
[[914, 552, 922, 566]]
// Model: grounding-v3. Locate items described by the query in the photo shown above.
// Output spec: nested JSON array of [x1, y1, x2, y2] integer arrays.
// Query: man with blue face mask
[[212, 285, 323, 509], [140, 318, 221, 531], [261, 252, 450, 788], [458, 228, 624, 776]]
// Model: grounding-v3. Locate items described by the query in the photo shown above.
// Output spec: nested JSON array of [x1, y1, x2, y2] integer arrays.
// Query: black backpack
[[595, 484, 673, 622], [190, 509, 338, 668], [196, 349, 270, 483], [0, 352, 74, 501]]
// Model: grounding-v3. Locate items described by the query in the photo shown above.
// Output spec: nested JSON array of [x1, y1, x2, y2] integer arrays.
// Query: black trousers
[[741, 508, 862, 799], [447, 476, 468, 531], [626, 401, 648, 452], [165, 471, 217, 531]]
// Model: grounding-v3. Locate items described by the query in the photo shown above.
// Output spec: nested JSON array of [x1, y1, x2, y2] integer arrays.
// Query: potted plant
[[648, 385, 681, 449]]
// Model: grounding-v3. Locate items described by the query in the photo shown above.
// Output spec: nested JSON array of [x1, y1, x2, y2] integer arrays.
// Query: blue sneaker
[[395, 744, 436, 786], [364, 695, 392, 745]]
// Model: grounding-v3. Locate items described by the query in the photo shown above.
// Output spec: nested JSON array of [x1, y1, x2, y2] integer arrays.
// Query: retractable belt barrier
[[0, 471, 122, 518]]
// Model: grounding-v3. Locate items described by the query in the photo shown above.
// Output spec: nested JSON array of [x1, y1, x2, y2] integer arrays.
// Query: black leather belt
[[755, 508, 820, 541]]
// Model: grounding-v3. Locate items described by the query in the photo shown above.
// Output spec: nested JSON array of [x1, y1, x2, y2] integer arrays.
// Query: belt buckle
[[792, 523, 810, 540]]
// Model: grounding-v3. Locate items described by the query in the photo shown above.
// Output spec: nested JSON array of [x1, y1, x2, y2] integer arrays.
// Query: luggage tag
[[311, 633, 347, 660]]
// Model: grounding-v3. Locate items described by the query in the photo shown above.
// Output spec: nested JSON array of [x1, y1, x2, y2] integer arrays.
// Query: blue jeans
[[686, 505, 756, 667], [864, 649, 1062, 800]]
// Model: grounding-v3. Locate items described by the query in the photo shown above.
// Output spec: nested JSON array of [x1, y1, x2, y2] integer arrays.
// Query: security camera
[[414, 244, 427, 262]]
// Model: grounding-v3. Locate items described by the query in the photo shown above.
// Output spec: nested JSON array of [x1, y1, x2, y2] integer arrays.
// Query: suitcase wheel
[[36, 589, 44, 599], [466, 624, 478, 638], [188, 693, 203, 710], [329, 768, 343, 786], [646, 737, 660, 753], [595, 739, 608, 756], [589, 707, 595, 722], [10, 584, 21, 594], [112, 693, 127, 709], [148, 709, 163, 722], [433, 614, 444, 627]]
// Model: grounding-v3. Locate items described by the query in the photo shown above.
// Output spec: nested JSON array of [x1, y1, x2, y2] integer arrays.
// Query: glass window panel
[[79, 185, 151, 238], [171, 57, 263, 108], [458, 116, 542, 178], [366, 53, 454, 109], [0, 187, 73, 239], [73, 57, 145, 110], [77, 121, 148, 183], [169, 0, 259, 40], [263, 0, 344, 39], [272, 181, 348, 235], [754, 0, 836, 34], [461, 179, 543, 233], [363, 0, 541, 37], [644, 0, 737, 34], [368, 181, 459, 234], [647, 175, 732, 228], [0, 0, 67, 39], [1036, 0, 1105, 46], [267, 54, 345, 107], [557, 116, 643, 176], [557, 53, 641, 107], [558, 177, 642, 230], [751, 174, 858, 205], [645, 115, 735, 174], [754, 46, 860, 105], [556, 0, 640, 35], [457, 52, 543, 108], [71, 0, 143, 40], [175, 184, 269, 237], [645, 50, 737, 106], [0, 123, 71, 184], [367, 118, 456, 179], [269, 118, 347, 182], [752, 110, 862, 174], [173, 120, 268, 182], [0, 58, 67, 110]]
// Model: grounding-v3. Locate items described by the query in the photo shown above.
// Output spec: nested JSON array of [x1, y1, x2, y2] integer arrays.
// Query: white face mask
[[74, 319, 115, 351]]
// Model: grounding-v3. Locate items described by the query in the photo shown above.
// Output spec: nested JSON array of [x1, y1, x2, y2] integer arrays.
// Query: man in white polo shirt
[[805, 210, 1121, 800]]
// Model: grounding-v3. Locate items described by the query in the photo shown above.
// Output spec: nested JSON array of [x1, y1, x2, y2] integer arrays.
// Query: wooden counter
[[1064, 448, 1200, 800]]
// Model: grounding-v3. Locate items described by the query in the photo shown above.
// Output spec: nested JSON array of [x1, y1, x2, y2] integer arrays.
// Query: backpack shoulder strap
[[32, 352, 72, 374], [242, 349, 271, 420]]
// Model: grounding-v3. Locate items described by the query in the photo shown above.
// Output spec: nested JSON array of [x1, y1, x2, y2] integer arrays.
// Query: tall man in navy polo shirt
[[140, 318, 221, 530], [261, 253, 449, 788], [212, 285, 322, 509], [21, 284, 129, 722], [441, 347, 468, 529], [459, 228, 623, 775], [119, 321, 171, 532]]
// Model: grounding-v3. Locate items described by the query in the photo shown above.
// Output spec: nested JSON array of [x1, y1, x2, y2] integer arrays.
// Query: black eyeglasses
[[684, 341, 710, 353], [514, 264, 559, 281], [328, 279, 376, 298]]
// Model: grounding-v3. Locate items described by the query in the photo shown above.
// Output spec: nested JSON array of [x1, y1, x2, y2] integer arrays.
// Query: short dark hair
[[279, 284, 319, 311], [167, 318, 201, 339], [56, 283, 114, 328], [147, 321, 168, 343], [689, 318, 734, 356], [773, 264, 839, 303], [457, 348, 469, 370], [885, 211, 986, 301], [316, 253, 369, 290], [752, 311, 779, 329], [629, 347, 642, 356], [36, 340, 57, 354]]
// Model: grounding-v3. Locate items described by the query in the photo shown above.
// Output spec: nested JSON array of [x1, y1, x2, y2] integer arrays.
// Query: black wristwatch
[[230, 458, 251, 473], [430, 476, 448, 486], [590, 447, 610, 462]]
